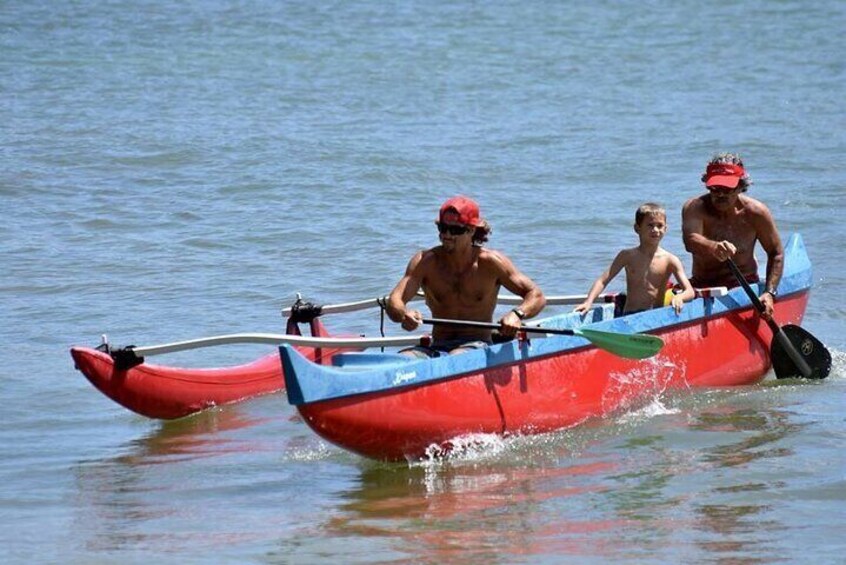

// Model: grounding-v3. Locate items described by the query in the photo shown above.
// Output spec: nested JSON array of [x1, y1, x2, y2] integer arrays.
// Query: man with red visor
[[682, 153, 784, 319], [386, 196, 546, 357]]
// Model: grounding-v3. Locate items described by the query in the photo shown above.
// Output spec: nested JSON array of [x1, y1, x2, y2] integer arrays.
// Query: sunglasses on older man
[[437, 222, 471, 236], [706, 185, 740, 195]]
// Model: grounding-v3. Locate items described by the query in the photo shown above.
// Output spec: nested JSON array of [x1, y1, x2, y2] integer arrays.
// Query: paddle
[[421, 318, 664, 360], [725, 259, 831, 379]]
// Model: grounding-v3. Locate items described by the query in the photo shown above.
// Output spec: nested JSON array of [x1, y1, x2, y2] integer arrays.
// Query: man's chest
[[424, 266, 495, 304], [705, 217, 757, 250]]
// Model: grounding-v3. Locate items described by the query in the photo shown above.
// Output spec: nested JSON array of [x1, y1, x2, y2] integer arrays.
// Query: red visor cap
[[437, 196, 482, 227], [704, 162, 745, 189]]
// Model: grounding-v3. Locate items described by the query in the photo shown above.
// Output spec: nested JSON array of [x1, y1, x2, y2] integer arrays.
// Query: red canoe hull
[[296, 292, 808, 461]]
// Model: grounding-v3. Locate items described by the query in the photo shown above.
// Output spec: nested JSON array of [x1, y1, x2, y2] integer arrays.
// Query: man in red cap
[[386, 196, 546, 356], [682, 153, 784, 318]]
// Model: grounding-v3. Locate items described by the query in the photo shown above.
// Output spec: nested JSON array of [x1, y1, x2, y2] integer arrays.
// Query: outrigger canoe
[[280, 233, 829, 462]]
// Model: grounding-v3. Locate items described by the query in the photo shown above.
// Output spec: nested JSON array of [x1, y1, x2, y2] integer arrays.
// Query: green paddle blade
[[771, 324, 832, 380], [575, 328, 664, 360]]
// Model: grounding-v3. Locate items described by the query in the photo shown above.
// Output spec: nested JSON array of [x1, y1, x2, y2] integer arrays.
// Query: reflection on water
[[69, 407, 269, 553], [114, 408, 269, 466], [691, 408, 803, 468], [63, 386, 823, 562], [689, 406, 799, 561], [325, 457, 624, 562], [307, 398, 810, 562], [604, 400, 801, 561]]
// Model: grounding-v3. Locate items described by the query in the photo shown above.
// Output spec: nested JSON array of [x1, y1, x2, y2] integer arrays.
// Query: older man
[[682, 153, 784, 319], [386, 195, 546, 357]]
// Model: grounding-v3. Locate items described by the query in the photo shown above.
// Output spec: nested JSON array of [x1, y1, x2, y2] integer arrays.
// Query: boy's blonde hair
[[635, 202, 666, 225]]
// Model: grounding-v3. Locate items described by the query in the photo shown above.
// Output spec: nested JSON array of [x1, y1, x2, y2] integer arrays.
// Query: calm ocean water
[[2, 0, 844, 562]]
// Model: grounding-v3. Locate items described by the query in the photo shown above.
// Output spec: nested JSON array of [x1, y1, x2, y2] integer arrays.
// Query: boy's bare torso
[[621, 246, 676, 312]]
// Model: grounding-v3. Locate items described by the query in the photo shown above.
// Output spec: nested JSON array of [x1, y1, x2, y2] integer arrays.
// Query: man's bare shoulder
[[477, 248, 510, 267], [682, 194, 708, 213], [738, 194, 771, 216], [418, 246, 440, 259], [478, 248, 529, 276], [477, 247, 502, 259], [409, 247, 441, 270]]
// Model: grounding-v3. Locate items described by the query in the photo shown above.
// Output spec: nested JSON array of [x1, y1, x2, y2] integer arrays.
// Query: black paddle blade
[[771, 324, 832, 380]]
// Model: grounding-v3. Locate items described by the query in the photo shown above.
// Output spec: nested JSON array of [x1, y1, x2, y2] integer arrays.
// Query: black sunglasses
[[707, 185, 739, 195], [437, 222, 471, 236]]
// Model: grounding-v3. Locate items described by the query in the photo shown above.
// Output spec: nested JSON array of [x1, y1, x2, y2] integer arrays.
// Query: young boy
[[574, 203, 695, 316]]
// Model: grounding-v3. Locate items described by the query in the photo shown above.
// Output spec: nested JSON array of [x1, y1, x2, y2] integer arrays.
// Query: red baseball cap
[[703, 162, 745, 189], [437, 196, 482, 227]]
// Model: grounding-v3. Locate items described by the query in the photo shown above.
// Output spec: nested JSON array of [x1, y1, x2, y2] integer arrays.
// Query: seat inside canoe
[[331, 352, 414, 370]]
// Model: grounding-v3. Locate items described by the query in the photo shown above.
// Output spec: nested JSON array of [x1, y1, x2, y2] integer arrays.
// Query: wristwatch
[[765, 287, 778, 297], [512, 308, 527, 320]]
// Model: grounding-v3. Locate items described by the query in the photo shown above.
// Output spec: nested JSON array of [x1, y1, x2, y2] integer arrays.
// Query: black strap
[[286, 298, 324, 324], [111, 346, 144, 371], [376, 296, 388, 352]]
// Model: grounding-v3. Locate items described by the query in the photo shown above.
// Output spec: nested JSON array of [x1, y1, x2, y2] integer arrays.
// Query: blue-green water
[[2, 1, 844, 562]]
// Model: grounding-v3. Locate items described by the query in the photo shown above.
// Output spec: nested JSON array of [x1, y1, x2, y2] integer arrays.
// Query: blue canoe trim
[[282, 233, 811, 406]]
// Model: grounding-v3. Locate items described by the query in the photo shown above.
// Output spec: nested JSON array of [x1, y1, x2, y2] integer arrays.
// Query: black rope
[[376, 296, 388, 352]]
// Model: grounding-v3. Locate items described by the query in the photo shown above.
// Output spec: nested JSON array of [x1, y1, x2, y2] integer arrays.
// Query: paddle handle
[[422, 318, 575, 336], [725, 259, 812, 378]]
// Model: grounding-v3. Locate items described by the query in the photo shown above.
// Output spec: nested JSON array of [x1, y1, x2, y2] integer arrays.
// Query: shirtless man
[[682, 153, 783, 319], [574, 203, 695, 315], [386, 196, 546, 357]]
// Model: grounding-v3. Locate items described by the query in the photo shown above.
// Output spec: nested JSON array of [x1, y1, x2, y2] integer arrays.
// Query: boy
[[574, 203, 695, 316]]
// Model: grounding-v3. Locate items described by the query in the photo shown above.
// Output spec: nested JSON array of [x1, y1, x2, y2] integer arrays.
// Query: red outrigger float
[[280, 234, 827, 462], [69, 316, 348, 420], [70, 348, 286, 420]]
